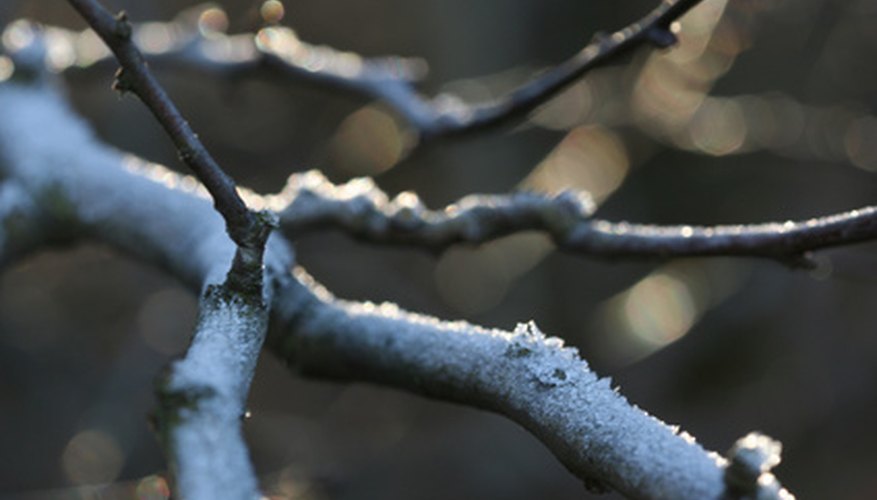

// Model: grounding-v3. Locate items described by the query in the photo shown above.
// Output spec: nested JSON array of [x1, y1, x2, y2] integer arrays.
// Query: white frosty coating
[[0, 82, 294, 288], [0, 81, 292, 498], [277, 169, 595, 245], [167, 292, 268, 500], [0, 78, 793, 498], [277, 283, 739, 499]]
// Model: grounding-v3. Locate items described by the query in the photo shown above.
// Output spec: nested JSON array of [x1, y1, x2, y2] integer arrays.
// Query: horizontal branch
[[277, 170, 877, 265], [0, 72, 795, 499], [53, 0, 705, 139], [270, 271, 790, 499]]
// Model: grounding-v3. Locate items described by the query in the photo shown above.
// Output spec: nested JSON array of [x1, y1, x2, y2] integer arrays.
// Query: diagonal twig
[[66, 0, 268, 256]]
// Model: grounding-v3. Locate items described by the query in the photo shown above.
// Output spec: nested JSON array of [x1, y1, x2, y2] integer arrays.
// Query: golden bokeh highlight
[[261, 0, 286, 25], [0, 56, 14, 82], [331, 105, 412, 175], [524, 125, 630, 205], [844, 116, 877, 172], [686, 98, 747, 156], [61, 429, 124, 486], [198, 7, 229, 37], [595, 260, 747, 364], [136, 475, 171, 500]]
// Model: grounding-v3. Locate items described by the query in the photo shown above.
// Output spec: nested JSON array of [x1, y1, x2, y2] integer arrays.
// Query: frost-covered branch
[[153, 286, 268, 500], [0, 71, 794, 499], [277, 170, 877, 266], [50, 0, 704, 139], [269, 272, 790, 499], [0, 76, 291, 498]]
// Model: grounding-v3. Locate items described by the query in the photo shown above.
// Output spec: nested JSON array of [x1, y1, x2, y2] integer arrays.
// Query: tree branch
[[62, 3, 277, 496], [269, 270, 791, 499], [66, 0, 266, 252], [54, 0, 705, 139], [277, 170, 877, 265], [0, 74, 795, 500], [153, 285, 268, 500]]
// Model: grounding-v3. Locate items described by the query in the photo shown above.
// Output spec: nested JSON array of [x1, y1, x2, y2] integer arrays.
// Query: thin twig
[[66, 0, 261, 249], [277, 170, 877, 265]]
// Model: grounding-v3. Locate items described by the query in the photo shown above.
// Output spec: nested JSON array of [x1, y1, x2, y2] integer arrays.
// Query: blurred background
[[2, 0, 877, 498]]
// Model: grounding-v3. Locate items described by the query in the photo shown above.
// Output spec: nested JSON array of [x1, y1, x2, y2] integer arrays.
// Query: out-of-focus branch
[[0, 181, 70, 268], [0, 73, 795, 500], [277, 170, 877, 266], [52, 0, 705, 139]]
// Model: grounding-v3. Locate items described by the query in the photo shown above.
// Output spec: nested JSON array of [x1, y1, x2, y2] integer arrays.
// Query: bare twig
[[56, 0, 705, 139], [66, 0, 265, 253], [277, 170, 877, 266]]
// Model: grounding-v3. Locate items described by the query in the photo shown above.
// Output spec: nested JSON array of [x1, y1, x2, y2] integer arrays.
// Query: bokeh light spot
[[136, 475, 171, 500], [524, 125, 629, 205], [135, 23, 174, 55], [198, 7, 229, 37], [261, 0, 286, 25], [61, 429, 124, 485], [687, 98, 747, 156], [332, 106, 411, 175], [0, 56, 14, 82]]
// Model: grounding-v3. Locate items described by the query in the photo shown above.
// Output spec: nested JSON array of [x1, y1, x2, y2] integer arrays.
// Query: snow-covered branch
[[0, 68, 793, 498], [48, 0, 705, 139], [277, 170, 877, 266], [154, 285, 268, 500], [270, 272, 790, 499]]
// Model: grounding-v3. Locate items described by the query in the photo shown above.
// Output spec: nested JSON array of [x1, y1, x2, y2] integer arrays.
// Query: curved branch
[[268, 271, 790, 499], [52, 0, 705, 139], [277, 170, 877, 265]]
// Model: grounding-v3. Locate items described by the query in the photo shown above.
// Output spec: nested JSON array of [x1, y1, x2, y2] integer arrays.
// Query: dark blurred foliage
[[3, 0, 877, 499]]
